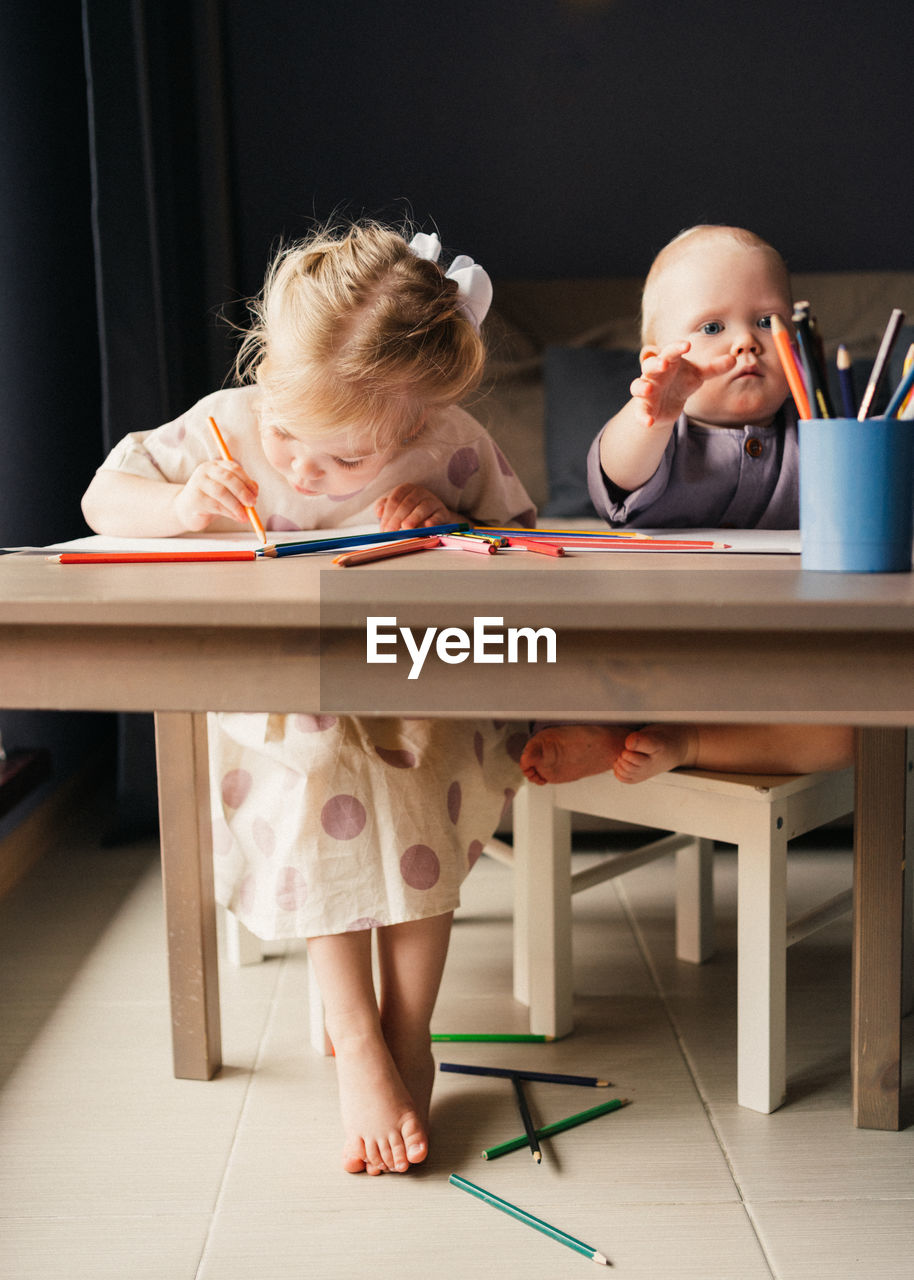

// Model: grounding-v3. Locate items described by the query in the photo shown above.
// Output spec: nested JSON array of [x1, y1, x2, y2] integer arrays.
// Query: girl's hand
[[172, 460, 260, 532], [632, 341, 735, 428], [375, 484, 455, 531]]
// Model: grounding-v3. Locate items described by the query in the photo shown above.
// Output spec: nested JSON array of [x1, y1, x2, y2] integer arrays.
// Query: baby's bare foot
[[520, 724, 630, 785], [613, 724, 699, 784], [334, 1030, 429, 1175]]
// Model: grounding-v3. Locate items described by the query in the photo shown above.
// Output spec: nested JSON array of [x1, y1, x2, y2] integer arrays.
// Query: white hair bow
[[408, 232, 493, 330]]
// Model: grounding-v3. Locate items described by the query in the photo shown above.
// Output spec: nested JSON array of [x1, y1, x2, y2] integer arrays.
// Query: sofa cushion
[[543, 345, 640, 517]]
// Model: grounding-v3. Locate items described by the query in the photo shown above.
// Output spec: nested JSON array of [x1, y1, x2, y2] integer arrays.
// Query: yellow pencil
[[207, 415, 268, 545], [900, 343, 914, 416]]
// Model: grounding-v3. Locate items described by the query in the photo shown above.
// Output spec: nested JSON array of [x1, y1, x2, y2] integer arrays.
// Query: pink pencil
[[439, 534, 499, 555]]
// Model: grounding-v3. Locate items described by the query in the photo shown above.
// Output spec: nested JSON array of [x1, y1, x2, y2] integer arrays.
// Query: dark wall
[[222, 0, 914, 295]]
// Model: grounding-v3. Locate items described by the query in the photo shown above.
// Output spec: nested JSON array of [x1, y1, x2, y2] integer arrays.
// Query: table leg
[[852, 727, 907, 1128], [154, 711, 222, 1080]]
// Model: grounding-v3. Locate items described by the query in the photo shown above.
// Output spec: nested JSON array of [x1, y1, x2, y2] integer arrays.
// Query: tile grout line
[[192, 948, 287, 1280], [610, 873, 779, 1279]]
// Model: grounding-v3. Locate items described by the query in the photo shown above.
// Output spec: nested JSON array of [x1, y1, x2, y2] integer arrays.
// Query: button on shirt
[[587, 406, 799, 529]]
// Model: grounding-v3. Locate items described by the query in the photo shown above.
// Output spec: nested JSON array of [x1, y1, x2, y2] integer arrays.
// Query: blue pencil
[[883, 359, 914, 419], [260, 522, 469, 558], [836, 345, 857, 417]]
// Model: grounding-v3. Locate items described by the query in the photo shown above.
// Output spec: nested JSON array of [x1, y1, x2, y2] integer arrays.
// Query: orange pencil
[[770, 315, 812, 419], [332, 535, 441, 566], [207, 416, 268, 545]]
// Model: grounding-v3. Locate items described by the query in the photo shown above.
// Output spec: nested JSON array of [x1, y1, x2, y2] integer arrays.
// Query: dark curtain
[[81, 0, 240, 838], [0, 6, 111, 832]]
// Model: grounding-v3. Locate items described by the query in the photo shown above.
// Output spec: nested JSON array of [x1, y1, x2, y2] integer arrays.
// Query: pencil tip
[[533, 1151, 542, 1163]]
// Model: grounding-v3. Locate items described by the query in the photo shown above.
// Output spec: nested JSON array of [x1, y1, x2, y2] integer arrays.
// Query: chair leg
[[675, 837, 715, 964], [903, 728, 914, 1016], [737, 805, 788, 1113], [512, 785, 574, 1038], [223, 910, 265, 966], [306, 946, 332, 1056]]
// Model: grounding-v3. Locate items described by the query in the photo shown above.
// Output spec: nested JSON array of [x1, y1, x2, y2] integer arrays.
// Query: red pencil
[[50, 550, 259, 564], [506, 536, 566, 557]]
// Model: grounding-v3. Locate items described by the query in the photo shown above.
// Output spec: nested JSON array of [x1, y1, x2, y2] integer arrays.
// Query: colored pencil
[[439, 533, 498, 554], [439, 1062, 611, 1087], [332, 535, 441, 566], [882, 357, 914, 419], [51, 550, 259, 564], [431, 1033, 557, 1043], [514, 536, 727, 550], [900, 343, 914, 416], [770, 315, 813, 419], [512, 1077, 542, 1163], [481, 1097, 630, 1161], [857, 308, 905, 419], [836, 344, 857, 417], [207, 416, 268, 545], [266, 522, 469, 557], [793, 303, 834, 418], [471, 525, 642, 538], [448, 1175, 609, 1266], [505, 536, 566, 556]]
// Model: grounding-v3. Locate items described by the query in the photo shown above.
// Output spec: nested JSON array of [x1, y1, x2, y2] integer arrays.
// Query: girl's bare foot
[[333, 1029, 429, 1175], [613, 724, 699, 784], [520, 724, 630, 785]]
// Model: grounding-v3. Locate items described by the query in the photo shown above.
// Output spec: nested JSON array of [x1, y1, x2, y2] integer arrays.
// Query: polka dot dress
[[210, 713, 528, 939], [97, 384, 538, 942]]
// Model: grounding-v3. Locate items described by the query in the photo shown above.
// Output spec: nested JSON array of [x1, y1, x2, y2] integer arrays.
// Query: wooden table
[[1, 548, 910, 1128]]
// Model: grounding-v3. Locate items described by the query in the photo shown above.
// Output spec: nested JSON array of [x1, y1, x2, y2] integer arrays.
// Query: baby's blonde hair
[[640, 225, 791, 347], [235, 220, 486, 451]]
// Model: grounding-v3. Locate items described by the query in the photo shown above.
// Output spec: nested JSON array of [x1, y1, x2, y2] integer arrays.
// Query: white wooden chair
[[508, 766, 858, 1114]]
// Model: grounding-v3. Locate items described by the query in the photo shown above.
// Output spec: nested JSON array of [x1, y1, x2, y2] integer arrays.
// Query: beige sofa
[[472, 272, 914, 513]]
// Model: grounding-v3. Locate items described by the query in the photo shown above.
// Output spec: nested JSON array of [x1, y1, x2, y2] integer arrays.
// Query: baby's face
[[260, 421, 391, 497], [647, 243, 792, 428]]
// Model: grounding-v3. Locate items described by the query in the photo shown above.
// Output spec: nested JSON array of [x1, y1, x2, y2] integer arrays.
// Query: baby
[[521, 226, 852, 786]]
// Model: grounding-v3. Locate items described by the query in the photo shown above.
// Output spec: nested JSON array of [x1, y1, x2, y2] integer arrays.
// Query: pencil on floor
[[448, 1174, 610, 1266], [431, 1033, 557, 1043], [511, 1077, 542, 1163], [439, 1062, 611, 1087], [207, 416, 268, 545], [482, 1097, 630, 1161]]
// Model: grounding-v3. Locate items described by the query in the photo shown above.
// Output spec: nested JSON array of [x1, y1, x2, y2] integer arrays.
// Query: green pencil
[[431, 1033, 557, 1043], [482, 1097, 630, 1160], [449, 1174, 609, 1266]]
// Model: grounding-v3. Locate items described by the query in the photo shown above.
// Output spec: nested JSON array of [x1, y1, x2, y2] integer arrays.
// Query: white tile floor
[[1, 806, 912, 1279]]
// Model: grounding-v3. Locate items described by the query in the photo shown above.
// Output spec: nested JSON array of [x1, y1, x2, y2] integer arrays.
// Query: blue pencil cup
[[799, 417, 914, 572]]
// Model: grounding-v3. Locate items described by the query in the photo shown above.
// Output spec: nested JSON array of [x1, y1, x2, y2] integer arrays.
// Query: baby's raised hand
[[632, 341, 735, 428], [172, 460, 260, 531], [375, 484, 455, 531]]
